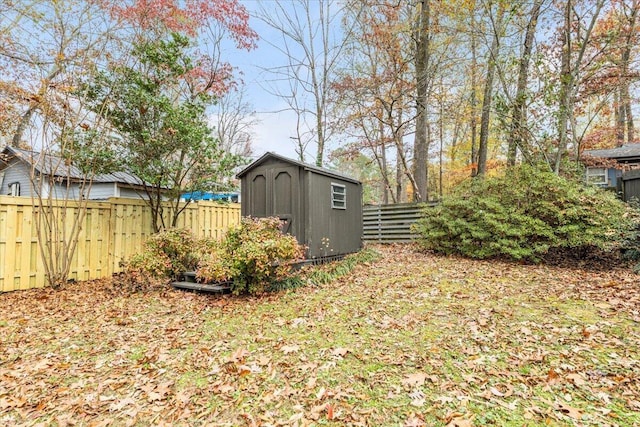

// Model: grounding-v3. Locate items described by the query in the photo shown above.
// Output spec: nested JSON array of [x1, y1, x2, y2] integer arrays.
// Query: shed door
[[272, 167, 298, 233], [248, 166, 299, 236]]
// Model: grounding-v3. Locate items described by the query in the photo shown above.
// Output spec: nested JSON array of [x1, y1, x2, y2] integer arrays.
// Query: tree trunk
[[507, 0, 542, 166], [616, 89, 625, 146], [554, 0, 603, 174], [438, 92, 444, 199], [554, 0, 572, 174], [621, 1, 638, 144], [470, 14, 478, 176], [379, 130, 390, 204], [477, 3, 504, 177], [396, 138, 404, 203], [413, 0, 430, 201]]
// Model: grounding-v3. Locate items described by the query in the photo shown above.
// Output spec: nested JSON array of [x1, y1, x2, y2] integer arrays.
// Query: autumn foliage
[[413, 164, 639, 262], [127, 229, 212, 281], [197, 217, 305, 295]]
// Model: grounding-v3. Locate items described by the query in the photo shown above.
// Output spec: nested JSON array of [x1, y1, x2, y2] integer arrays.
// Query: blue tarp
[[181, 191, 239, 202]]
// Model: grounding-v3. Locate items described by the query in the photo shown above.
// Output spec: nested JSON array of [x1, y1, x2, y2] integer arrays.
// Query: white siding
[[0, 160, 34, 197], [0, 159, 150, 201], [86, 183, 117, 200], [49, 183, 80, 199], [118, 187, 147, 200]]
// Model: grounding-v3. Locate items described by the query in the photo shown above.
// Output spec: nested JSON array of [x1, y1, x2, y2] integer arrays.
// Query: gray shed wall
[[241, 157, 305, 243], [623, 176, 640, 202], [305, 172, 362, 258], [240, 155, 362, 258]]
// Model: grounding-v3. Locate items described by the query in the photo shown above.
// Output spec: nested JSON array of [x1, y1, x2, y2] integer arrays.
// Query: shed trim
[[237, 152, 361, 185]]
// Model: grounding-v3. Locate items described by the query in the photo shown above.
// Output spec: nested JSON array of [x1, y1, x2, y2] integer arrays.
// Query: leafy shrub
[[128, 228, 212, 280], [413, 164, 639, 262], [197, 217, 305, 295], [305, 247, 381, 286]]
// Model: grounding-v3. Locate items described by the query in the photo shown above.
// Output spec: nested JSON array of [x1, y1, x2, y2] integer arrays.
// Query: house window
[[8, 182, 20, 196], [331, 183, 346, 209], [586, 167, 608, 186]]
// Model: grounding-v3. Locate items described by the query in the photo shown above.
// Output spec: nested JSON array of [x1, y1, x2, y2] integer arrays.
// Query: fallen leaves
[[402, 372, 429, 387], [0, 245, 639, 425], [555, 401, 583, 420]]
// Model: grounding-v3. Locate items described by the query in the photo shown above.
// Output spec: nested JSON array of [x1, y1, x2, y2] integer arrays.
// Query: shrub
[[305, 247, 381, 286], [413, 164, 639, 262], [197, 217, 305, 295], [128, 228, 212, 280]]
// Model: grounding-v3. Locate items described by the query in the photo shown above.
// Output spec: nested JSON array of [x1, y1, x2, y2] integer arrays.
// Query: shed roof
[[1, 146, 145, 186], [583, 143, 640, 160], [236, 152, 361, 184]]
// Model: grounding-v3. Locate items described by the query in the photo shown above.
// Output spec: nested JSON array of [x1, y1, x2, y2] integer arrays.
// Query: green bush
[[413, 164, 639, 262], [197, 217, 305, 295], [128, 228, 212, 280]]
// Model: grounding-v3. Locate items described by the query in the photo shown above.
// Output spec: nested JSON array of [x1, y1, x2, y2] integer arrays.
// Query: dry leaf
[[489, 383, 513, 398], [404, 415, 426, 427], [331, 347, 350, 357], [402, 372, 428, 387], [281, 344, 300, 354], [566, 373, 586, 386], [555, 402, 582, 420], [546, 369, 561, 384]]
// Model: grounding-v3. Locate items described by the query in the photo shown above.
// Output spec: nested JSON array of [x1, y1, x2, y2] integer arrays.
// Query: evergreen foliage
[[413, 164, 639, 262]]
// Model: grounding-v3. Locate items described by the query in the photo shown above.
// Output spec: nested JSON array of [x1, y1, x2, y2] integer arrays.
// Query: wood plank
[[4, 204, 17, 291], [18, 205, 33, 290], [0, 197, 240, 291], [171, 281, 230, 293]]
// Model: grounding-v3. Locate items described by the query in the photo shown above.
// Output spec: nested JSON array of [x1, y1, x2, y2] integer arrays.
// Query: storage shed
[[237, 152, 363, 259]]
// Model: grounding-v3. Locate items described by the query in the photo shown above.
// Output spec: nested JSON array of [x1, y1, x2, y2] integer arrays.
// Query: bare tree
[[211, 84, 257, 160], [507, 0, 544, 166], [554, 0, 604, 174], [477, 0, 506, 177], [255, 0, 351, 166]]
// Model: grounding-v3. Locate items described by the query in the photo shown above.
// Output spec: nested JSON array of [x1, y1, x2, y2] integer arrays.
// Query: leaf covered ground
[[1, 245, 639, 426]]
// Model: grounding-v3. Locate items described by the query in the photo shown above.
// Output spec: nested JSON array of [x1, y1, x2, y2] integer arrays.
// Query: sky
[[218, 0, 328, 163]]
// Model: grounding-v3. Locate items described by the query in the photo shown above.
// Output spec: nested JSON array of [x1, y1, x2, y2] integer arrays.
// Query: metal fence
[[363, 202, 435, 243]]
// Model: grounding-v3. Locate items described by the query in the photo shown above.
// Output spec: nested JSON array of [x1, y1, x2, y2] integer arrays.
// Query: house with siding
[[582, 143, 640, 201], [0, 146, 149, 200]]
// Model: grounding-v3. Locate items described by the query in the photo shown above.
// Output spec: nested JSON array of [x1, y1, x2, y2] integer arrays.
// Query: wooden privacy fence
[[0, 196, 240, 292], [363, 202, 435, 243]]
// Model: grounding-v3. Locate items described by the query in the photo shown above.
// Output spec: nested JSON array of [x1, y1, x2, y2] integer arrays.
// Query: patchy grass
[[1, 245, 639, 426]]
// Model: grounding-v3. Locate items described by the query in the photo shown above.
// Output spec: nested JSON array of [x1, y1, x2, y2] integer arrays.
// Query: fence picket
[[363, 203, 434, 243], [0, 197, 240, 292]]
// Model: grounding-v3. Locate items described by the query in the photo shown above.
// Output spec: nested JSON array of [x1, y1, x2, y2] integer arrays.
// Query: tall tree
[[477, 1, 506, 177], [211, 84, 257, 161], [255, 0, 349, 166], [0, 0, 119, 146], [579, 0, 640, 148], [335, 0, 418, 203], [413, 0, 431, 201], [554, 0, 604, 173], [506, 0, 544, 166]]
